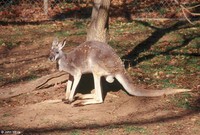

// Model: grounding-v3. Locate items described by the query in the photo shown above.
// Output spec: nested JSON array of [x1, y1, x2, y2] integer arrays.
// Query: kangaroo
[[49, 37, 190, 106]]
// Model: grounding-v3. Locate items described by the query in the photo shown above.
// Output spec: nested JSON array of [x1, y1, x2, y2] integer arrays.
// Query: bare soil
[[0, 79, 199, 135]]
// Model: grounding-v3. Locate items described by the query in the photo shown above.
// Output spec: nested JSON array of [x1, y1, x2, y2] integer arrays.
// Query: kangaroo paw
[[62, 97, 78, 104], [62, 98, 73, 104], [73, 102, 85, 107]]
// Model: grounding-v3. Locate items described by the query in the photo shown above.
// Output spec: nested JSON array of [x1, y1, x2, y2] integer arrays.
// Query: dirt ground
[[0, 82, 199, 135], [0, 19, 199, 135]]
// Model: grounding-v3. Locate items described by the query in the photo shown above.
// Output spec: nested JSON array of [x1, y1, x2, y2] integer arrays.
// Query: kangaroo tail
[[115, 73, 190, 97]]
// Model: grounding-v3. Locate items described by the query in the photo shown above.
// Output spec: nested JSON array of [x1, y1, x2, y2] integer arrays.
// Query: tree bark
[[44, 0, 48, 15], [86, 0, 110, 43]]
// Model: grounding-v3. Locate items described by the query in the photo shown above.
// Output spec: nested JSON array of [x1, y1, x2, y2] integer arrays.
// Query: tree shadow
[[52, 6, 92, 21], [121, 21, 199, 68], [0, 20, 53, 26], [0, 2, 92, 26]]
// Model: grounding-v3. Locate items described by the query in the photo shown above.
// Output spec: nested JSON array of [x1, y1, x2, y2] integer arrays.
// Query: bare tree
[[86, 0, 110, 43]]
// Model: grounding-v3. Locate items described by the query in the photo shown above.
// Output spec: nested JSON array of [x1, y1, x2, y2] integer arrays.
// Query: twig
[[174, 0, 200, 24], [187, 4, 200, 10], [180, 5, 194, 25]]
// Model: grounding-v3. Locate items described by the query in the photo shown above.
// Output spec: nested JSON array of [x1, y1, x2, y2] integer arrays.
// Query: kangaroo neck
[[58, 52, 68, 65], [57, 53, 75, 73], [59, 51, 66, 60]]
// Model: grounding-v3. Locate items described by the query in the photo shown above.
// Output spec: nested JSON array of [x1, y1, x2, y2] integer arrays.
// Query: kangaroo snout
[[48, 55, 55, 61], [48, 52, 56, 61]]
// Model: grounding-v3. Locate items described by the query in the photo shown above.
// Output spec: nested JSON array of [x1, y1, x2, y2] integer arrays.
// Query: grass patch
[[73, 30, 87, 36], [25, 74, 38, 81], [159, 79, 177, 88], [38, 24, 56, 30], [55, 30, 86, 38], [158, 7, 167, 15], [2, 113, 12, 117], [171, 93, 200, 110], [0, 39, 4, 45], [110, 21, 150, 35], [70, 130, 80, 135], [175, 94, 191, 109], [73, 21, 86, 29], [0, 75, 4, 82], [1, 74, 38, 86], [162, 65, 184, 74], [186, 57, 200, 72], [196, 120, 200, 126], [55, 31, 71, 37], [108, 40, 128, 56], [125, 125, 147, 134], [0, 41, 20, 49]]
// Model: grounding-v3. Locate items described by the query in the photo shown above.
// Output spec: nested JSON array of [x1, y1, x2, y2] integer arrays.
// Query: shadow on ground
[[122, 21, 200, 68]]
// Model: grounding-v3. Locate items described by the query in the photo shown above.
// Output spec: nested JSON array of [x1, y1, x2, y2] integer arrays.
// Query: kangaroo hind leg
[[73, 73, 103, 106]]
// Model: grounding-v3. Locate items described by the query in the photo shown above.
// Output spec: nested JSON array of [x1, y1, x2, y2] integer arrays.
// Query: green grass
[[73, 30, 87, 36], [1, 73, 38, 86], [163, 65, 184, 74], [73, 21, 86, 29], [55, 31, 71, 37], [66, 125, 148, 135], [38, 24, 56, 29], [158, 8, 167, 15], [159, 79, 177, 88], [108, 40, 125, 56], [0, 39, 4, 45], [196, 120, 200, 126], [125, 125, 147, 134], [70, 130, 80, 135], [171, 93, 200, 110], [0, 41, 20, 49], [0, 74, 4, 81], [2, 113, 12, 117], [185, 57, 200, 73], [55, 29, 86, 38], [110, 21, 149, 36], [25, 74, 38, 81]]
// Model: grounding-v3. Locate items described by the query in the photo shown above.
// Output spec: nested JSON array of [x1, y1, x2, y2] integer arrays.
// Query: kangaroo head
[[49, 37, 66, 61]]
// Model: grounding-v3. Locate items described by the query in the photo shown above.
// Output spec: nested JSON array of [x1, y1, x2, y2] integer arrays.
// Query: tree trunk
[[44, 0, 48, 15], [86, 0, 110, 43]]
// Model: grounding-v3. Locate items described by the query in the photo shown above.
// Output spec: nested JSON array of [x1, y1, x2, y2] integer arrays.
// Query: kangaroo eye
[[56, 51, 59, 54]]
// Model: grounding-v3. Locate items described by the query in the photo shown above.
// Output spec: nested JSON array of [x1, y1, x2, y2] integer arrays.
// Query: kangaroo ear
[[52, 37, 59, 48], [58, 39, 67, 50]]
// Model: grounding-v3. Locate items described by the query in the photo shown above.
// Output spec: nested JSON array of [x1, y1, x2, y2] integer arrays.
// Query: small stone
[[10, 58, 16, 62], [191, 118, 196, 122]]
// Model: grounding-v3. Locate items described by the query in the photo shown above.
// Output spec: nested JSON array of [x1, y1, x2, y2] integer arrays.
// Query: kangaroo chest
[[58, 59, 66, 71]]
